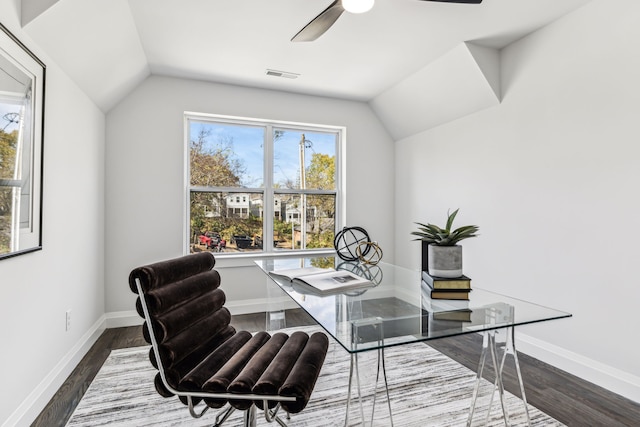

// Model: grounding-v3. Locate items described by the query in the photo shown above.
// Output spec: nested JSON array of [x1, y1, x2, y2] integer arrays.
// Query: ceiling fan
[[292, 0, 483, 42]]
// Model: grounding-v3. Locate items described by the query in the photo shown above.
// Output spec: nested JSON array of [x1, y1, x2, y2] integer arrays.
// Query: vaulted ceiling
[[22, 0, 591, 125]]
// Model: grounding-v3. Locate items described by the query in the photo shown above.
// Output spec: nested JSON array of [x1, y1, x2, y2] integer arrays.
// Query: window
[[0, 23, 45, 260], [186, 113, 343, 255]]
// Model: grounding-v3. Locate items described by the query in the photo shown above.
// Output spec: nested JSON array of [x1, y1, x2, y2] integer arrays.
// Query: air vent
[[266, 69, 300, 79]]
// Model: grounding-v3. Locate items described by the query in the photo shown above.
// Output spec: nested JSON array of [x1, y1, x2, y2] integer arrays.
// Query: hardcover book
[[422, 271, 471, 290], [421, 280, 470, 300], [433, 309, 473, 322]]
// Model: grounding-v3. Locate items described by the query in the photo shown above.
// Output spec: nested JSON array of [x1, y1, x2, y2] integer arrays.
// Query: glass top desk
[[255, 256, 572, 426]]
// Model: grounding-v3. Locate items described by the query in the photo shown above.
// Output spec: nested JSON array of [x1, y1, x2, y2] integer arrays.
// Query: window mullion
[[273, 189, 337, 196], [263, 125, 274, 251], [191, 186, 264, 194], [0, 179, 23, 187]]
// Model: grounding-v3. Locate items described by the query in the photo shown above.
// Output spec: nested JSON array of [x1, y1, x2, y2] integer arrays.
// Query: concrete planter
[[427, 244, 463, 278]]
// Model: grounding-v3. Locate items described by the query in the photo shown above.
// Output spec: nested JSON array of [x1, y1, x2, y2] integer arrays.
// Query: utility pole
[[299, 133, 307, 189], [299, 134, 309, 250]]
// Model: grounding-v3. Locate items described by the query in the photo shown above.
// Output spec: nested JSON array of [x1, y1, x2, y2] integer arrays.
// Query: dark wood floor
[[33, 309, 640, 426]]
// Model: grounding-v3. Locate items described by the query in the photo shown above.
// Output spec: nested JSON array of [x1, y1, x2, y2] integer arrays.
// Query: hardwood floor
[[33, 309, 640, 426]]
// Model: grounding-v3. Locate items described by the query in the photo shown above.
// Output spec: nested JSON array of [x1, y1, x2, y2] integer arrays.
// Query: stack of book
[[421, 271, 471, 300]]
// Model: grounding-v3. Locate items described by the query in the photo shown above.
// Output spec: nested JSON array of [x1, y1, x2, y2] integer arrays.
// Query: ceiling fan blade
[[420, 0, 483, 3], [291, 0, 345, 42]]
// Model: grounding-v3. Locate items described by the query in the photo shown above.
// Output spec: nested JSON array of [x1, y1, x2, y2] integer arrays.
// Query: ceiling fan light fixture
[[342, 0, 375, 14]]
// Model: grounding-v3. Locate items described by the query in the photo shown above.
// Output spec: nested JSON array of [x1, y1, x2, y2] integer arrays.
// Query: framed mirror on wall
[[0, 23, 45, 260]]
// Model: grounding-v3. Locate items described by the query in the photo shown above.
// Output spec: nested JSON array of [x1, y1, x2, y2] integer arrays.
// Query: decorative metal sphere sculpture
[[333, 226, 372, 261], [356, 241, 383, 265]]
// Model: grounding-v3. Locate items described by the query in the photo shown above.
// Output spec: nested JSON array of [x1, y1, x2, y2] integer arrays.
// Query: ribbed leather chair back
[[129, 252, 328, 418]]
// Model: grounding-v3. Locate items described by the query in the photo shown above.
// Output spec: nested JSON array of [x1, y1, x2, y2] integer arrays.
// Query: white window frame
[[184, 112, 346, 258]]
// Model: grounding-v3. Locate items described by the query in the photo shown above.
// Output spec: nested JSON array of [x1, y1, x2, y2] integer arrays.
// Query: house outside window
[[186, 113, 343, 254]]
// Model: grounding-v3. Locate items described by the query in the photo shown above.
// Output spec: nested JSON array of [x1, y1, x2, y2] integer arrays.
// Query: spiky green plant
[[411, 209, 479, 246]]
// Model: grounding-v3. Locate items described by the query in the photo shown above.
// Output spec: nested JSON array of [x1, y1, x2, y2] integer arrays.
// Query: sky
[[190, 120, 337, 189]]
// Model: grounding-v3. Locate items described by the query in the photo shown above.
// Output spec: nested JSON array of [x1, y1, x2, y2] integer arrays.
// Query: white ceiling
[[23, 0, 592, 112]]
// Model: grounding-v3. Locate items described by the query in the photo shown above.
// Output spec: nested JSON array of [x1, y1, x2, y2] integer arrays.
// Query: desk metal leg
[[467, 327, 531, 427], [488, 331, 510, 426], [507, 327, 531, 425], [345, 348, 394, 427], [371, 347, 394, 427], [345, 353, 365, 426], [468, 332, 490, 426]]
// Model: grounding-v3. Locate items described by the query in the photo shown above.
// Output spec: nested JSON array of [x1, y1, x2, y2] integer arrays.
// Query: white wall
[[395, 0, 640, 402], [0, 1, 106, 425], [105, 75, 395, 315]]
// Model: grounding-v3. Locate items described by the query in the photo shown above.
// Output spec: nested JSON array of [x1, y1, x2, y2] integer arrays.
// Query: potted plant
[[411, 209, 479, 278]]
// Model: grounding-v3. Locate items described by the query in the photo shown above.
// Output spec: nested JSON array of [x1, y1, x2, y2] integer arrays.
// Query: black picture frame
[[0, 22, 45, 260]]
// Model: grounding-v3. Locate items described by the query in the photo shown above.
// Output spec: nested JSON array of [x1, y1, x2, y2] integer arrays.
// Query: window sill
[[211, 249, 336, 269]]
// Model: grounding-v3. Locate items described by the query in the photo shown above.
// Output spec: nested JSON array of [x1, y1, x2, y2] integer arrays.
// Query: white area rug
[[67, 331, 564, 426]]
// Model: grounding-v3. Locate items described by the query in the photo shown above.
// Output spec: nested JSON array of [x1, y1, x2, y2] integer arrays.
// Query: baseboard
[[2, 315, 107, 427], [105, 310, 143, 328], [103, 297, 299, 329], [516, 331, 640, 404]]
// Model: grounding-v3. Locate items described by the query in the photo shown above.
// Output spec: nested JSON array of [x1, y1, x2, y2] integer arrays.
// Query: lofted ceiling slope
[[22, 0, 591, 131]]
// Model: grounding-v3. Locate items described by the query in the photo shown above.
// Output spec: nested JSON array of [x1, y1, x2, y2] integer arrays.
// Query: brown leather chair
[[129, 252, 328, 426]]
